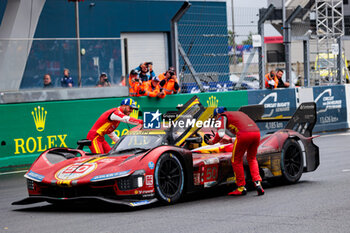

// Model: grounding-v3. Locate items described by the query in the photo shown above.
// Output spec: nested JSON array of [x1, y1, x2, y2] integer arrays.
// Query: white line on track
[[0, 170, 27, 176], [317, 132, 350, 137]]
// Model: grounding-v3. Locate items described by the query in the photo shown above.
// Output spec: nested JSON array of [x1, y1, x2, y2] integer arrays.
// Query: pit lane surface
[[1, 132, 350, 233]]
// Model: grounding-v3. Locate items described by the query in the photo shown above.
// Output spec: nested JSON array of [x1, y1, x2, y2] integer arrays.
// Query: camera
[[168, 71, 175, 77]]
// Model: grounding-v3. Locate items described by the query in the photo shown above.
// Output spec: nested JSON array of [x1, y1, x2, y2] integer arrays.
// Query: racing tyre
[[154, 153, 185, 204], [281, 139, 304, 184]]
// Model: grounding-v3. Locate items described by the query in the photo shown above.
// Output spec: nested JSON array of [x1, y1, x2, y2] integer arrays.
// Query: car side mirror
[[77, 139, 91, 150], [185, 136, 202, 144]]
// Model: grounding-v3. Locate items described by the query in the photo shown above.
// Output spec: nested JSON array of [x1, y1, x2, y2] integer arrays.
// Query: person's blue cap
[[120, 98, 138, 109], [213, 106, 227, 117]]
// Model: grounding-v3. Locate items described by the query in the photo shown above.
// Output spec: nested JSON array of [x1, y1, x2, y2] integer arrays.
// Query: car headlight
[[117, 170, 145, 191]]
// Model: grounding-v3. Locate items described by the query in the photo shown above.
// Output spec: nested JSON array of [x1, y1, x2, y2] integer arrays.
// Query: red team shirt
[[212, 111, 262, 187], [87, 107, 141, 153], [88, 107, 139, 136]]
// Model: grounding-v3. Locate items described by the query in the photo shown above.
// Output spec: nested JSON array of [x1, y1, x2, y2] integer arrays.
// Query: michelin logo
[[144, 110, 161, 129]]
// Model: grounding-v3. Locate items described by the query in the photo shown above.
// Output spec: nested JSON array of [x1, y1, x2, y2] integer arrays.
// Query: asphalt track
[[1, 132, 350, 233]]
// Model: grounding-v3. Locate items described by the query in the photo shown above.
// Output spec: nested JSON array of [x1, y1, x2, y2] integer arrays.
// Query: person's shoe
[[254, 181, 264, 196], [228, 186, 247, 196]]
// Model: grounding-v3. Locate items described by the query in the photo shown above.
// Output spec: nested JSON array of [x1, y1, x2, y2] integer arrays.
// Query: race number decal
[[204, 165, 218, 182], [55, 163, 97, 180]]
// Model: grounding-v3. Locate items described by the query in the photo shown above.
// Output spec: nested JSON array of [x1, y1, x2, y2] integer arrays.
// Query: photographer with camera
[[159, 67, 180, 95], [128, 70, 145, 97], [134, 62, 156, 82], [96, 72, 111, 87]]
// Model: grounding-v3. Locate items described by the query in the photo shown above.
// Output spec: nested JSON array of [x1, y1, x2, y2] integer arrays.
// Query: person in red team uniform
[[87, 98, 143, 154], [208, 107, 264, 196]]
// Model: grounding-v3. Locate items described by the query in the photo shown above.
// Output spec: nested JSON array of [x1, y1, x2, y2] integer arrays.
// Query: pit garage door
[[121, 32, 168, 76]]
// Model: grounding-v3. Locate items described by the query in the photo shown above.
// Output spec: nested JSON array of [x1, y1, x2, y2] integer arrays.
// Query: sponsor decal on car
[[55, 163, 97, 181], [148, 162, 155, 170], [26, 170, 45, 182], [138, 189, 154, 194], [90, 169, 132, 182], [145, 175, 153, 186], [130, 200, 150, 207]]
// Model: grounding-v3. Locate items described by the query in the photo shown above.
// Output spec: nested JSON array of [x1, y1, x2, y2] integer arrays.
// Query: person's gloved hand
[[268, 79, 275, 86]]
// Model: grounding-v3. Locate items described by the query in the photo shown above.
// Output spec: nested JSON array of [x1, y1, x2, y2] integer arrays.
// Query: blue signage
[[248, 89, 297, 134], [313, 85, 347, 132]]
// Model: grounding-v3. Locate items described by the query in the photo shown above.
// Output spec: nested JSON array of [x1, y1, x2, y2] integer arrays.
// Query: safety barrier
[[0, 85, 349, 171]]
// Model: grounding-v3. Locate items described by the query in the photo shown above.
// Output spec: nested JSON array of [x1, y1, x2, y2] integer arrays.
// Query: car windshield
[[109, 134, 165, 154]]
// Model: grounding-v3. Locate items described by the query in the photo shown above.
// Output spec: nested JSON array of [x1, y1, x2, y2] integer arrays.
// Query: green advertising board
[[0, 91, 248, 171]]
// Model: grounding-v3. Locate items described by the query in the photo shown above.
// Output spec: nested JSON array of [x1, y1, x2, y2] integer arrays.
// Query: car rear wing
[[284, 102, 317, 137], [239, 102, 317, 137]]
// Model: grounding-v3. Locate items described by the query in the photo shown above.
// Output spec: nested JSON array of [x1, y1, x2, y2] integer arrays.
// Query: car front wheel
[[154, 153, 185, 204]]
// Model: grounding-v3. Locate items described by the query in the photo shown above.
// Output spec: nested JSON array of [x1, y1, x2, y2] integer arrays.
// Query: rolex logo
[[207, 96, 219, 108], [32, 106, 47, 132]]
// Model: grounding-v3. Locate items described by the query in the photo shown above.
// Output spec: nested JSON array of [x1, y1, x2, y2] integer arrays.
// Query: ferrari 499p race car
[[13, 96, 319, 207]]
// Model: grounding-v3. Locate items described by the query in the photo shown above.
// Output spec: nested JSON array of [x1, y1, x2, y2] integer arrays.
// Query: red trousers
[[231, 131, 261, 187], [87, 132, 111, 154]]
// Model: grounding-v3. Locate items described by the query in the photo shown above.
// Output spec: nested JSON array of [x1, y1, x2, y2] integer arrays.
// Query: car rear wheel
[[154, 153, 185, 204], [281, 139, 304, 184]]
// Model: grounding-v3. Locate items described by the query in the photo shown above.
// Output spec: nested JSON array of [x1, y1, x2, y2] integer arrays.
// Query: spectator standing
[[61, 68, 74, 88], [264, 70, 277, 89], [276, 69, 290, 88], [43, 74, 54, 88], [134, 62, 156, 82], [129, 70, 144, 97], [96, 72, 111, 87], [159, 67, 180, 95], [142, 76, 166, 98]]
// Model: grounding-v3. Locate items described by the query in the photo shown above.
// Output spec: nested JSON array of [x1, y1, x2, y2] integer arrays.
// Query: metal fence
[[176, 4, 261, 93]]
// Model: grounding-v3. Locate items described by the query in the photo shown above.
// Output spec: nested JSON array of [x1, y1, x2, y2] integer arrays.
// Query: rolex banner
[[0, 91, 248, 171]]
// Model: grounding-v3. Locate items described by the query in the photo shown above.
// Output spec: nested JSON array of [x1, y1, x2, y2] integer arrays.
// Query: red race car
[[13, 96, 319, 207]]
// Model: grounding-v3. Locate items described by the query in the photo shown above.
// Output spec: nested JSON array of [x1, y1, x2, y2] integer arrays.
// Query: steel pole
[[231, 0, 236, 65], [303, 39, 310, 87], [258, 4, 275, 89], [171, 2, 191, 77], [285, 6, 302, 87], [75, 1, 82, 87], [337, 37, 343, 84]]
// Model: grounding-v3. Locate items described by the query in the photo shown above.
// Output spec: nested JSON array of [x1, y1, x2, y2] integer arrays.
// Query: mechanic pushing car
[[208, 107, 264, 196], [86, 98, 143, 154]]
